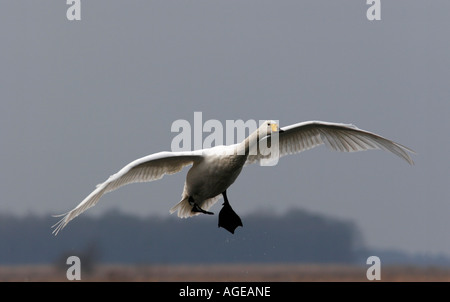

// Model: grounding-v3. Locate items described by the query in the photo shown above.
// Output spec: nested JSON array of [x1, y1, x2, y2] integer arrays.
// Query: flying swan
[[52, 120, 414, 235]]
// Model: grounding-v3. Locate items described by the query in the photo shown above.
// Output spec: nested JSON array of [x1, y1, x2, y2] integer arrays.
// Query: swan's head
[[259, 120, 281, 137]]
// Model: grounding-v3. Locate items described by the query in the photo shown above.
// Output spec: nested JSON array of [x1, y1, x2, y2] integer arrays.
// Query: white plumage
[[52, 120, 414, 235]]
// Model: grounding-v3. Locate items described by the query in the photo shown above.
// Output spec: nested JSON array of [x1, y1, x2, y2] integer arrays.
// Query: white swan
[[52, 120, 414, 235]]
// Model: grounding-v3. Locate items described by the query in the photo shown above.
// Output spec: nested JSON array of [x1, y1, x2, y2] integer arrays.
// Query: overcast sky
[[1, 1, 449, 257]]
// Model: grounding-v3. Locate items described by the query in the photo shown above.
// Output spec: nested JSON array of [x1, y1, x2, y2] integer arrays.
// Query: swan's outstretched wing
[[52, 151, 203, 235], [246, 121, 414, 165]]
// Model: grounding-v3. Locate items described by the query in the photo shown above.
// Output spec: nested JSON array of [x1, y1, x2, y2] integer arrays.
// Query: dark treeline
[[0, 208, 362, 265]]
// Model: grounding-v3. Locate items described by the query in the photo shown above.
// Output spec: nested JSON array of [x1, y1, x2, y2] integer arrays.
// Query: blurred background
[[1, 1, 450, 281]]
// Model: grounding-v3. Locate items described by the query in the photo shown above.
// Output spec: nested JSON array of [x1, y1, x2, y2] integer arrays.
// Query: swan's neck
[[237, 129, 260, 156]]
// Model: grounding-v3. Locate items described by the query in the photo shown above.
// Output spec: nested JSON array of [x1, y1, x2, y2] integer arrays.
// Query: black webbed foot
[[189, 196, 214, 215], [218, 191, 243, 234], [192, 203, 214, 215]]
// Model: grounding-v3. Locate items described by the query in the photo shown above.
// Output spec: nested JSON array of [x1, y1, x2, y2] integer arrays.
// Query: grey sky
[[1, 1, 449, 256]]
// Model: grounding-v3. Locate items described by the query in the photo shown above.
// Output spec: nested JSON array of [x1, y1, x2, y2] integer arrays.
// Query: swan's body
[[52, 120, 414, 235]]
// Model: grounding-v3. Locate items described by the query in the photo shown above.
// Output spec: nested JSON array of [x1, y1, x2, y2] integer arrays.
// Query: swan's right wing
[[52, 151, 203, 235]]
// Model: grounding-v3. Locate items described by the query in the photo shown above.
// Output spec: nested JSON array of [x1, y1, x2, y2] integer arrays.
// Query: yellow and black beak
[[271, 123, 285, 133], [271, 123, 279, 132]]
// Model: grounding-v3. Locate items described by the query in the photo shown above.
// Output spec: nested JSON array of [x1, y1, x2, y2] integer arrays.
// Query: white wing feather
[[52, 151, 203, 235], [246, 121, 414, 165]]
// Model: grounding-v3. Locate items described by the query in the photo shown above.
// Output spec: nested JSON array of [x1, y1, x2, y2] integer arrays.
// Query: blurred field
[[2, 264, 450, 282]]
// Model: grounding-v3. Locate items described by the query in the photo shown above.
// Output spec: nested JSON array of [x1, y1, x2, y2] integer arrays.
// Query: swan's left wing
[[246, 121, 414, 165], [52, 151, 203, 235]]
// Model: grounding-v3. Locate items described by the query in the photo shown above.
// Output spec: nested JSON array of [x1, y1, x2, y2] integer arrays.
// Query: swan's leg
[[218, 190, 243, 234], [189, 196, 214, 215]]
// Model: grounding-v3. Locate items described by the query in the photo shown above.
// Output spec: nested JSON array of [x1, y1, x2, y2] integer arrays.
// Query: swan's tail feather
[[169, 197, 198, 218]]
